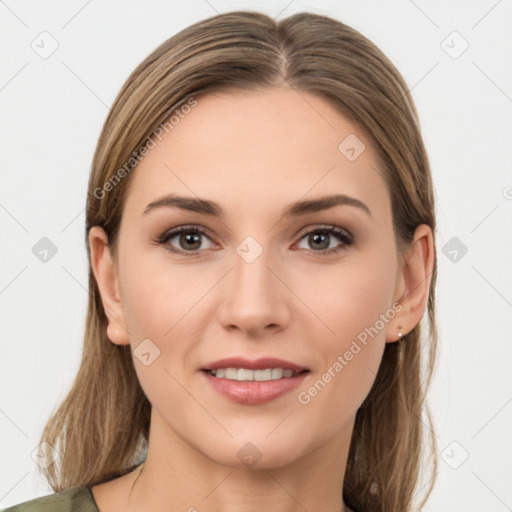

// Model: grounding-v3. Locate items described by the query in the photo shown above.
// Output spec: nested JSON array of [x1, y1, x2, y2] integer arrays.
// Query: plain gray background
[[1, 1, 511, 510]]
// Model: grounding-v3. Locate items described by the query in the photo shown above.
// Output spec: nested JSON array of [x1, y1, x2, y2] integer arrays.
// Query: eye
[[154, 224, 354, 257], [294, 225, 353, 255], [155, 225, 215, 256]]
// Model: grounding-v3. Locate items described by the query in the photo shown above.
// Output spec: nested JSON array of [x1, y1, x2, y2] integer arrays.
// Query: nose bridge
[[218, 234, 290, 333], [231, 235, 278, 303]]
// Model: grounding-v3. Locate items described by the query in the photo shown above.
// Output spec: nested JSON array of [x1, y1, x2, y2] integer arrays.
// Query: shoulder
[[1, 487, 98, 512]]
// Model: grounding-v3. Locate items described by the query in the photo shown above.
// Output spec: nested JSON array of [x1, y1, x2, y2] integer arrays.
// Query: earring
[[397, 329, 403, 338]]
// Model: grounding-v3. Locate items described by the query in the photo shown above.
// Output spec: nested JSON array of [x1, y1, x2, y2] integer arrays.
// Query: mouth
[[201, 356, 310, 381], [201, 357, 311, 405]]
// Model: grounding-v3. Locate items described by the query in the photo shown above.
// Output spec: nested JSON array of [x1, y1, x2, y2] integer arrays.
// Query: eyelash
[[154, 224, 354, 257]]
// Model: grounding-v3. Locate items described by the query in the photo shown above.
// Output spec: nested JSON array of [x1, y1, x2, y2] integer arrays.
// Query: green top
[[2, 487, 359, 512], [1, 487, 99, 512]]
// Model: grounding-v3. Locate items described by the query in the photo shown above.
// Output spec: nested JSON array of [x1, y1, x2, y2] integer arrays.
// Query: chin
[[202, 435, 307, 470]]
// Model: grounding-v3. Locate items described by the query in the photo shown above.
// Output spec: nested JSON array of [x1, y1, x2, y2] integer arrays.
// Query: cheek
[[294, 249, 397, 345], [119, 244, 202, 339], [295, 251, 396, 406], [118, 245, 225, 396], [120, 267, 199, 413]]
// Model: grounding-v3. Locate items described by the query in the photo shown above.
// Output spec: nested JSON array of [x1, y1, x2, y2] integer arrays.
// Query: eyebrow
[[143, 193, 371, 218]]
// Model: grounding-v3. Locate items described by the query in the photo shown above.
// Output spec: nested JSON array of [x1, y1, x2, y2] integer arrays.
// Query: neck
[[125, 409, 355, 512]]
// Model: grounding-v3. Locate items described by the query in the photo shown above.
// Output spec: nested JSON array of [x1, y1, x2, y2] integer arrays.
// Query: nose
[[218, 245, 291, 337]]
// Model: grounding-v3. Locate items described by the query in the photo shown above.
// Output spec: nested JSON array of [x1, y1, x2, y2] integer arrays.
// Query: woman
[[3, 9, 438, 512]]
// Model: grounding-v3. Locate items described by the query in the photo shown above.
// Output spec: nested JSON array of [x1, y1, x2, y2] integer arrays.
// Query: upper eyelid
[[159, 224, 215, 242], [159, 223, 351, 237]]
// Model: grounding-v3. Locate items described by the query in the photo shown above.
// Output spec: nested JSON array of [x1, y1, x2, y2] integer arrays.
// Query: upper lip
[[202, 357, 309, 372]]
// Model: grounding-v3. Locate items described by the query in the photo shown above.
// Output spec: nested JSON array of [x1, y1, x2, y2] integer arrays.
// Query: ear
[[386, 224, 435, 343], [88, 226, 130, 346]]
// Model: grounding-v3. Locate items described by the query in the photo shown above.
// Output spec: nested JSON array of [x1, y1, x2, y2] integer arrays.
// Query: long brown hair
[[38, 10, 438, 512]]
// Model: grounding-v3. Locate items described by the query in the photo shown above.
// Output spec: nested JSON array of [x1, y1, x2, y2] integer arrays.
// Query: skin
[[89, 86, 434, 512]]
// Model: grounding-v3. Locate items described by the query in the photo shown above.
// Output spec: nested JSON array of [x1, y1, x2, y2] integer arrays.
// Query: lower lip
[[202, 370, 309, 405]]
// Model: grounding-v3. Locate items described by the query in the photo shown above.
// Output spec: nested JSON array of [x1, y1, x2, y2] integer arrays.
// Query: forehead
[[123, 86, 390, 222]]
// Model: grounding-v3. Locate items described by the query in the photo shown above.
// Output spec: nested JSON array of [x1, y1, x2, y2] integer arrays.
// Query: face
[[92, 86, 410, 469]]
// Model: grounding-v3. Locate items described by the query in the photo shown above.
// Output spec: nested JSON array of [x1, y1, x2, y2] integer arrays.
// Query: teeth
[[225, 368, 238, 379], [208, 367, 299, 381]]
